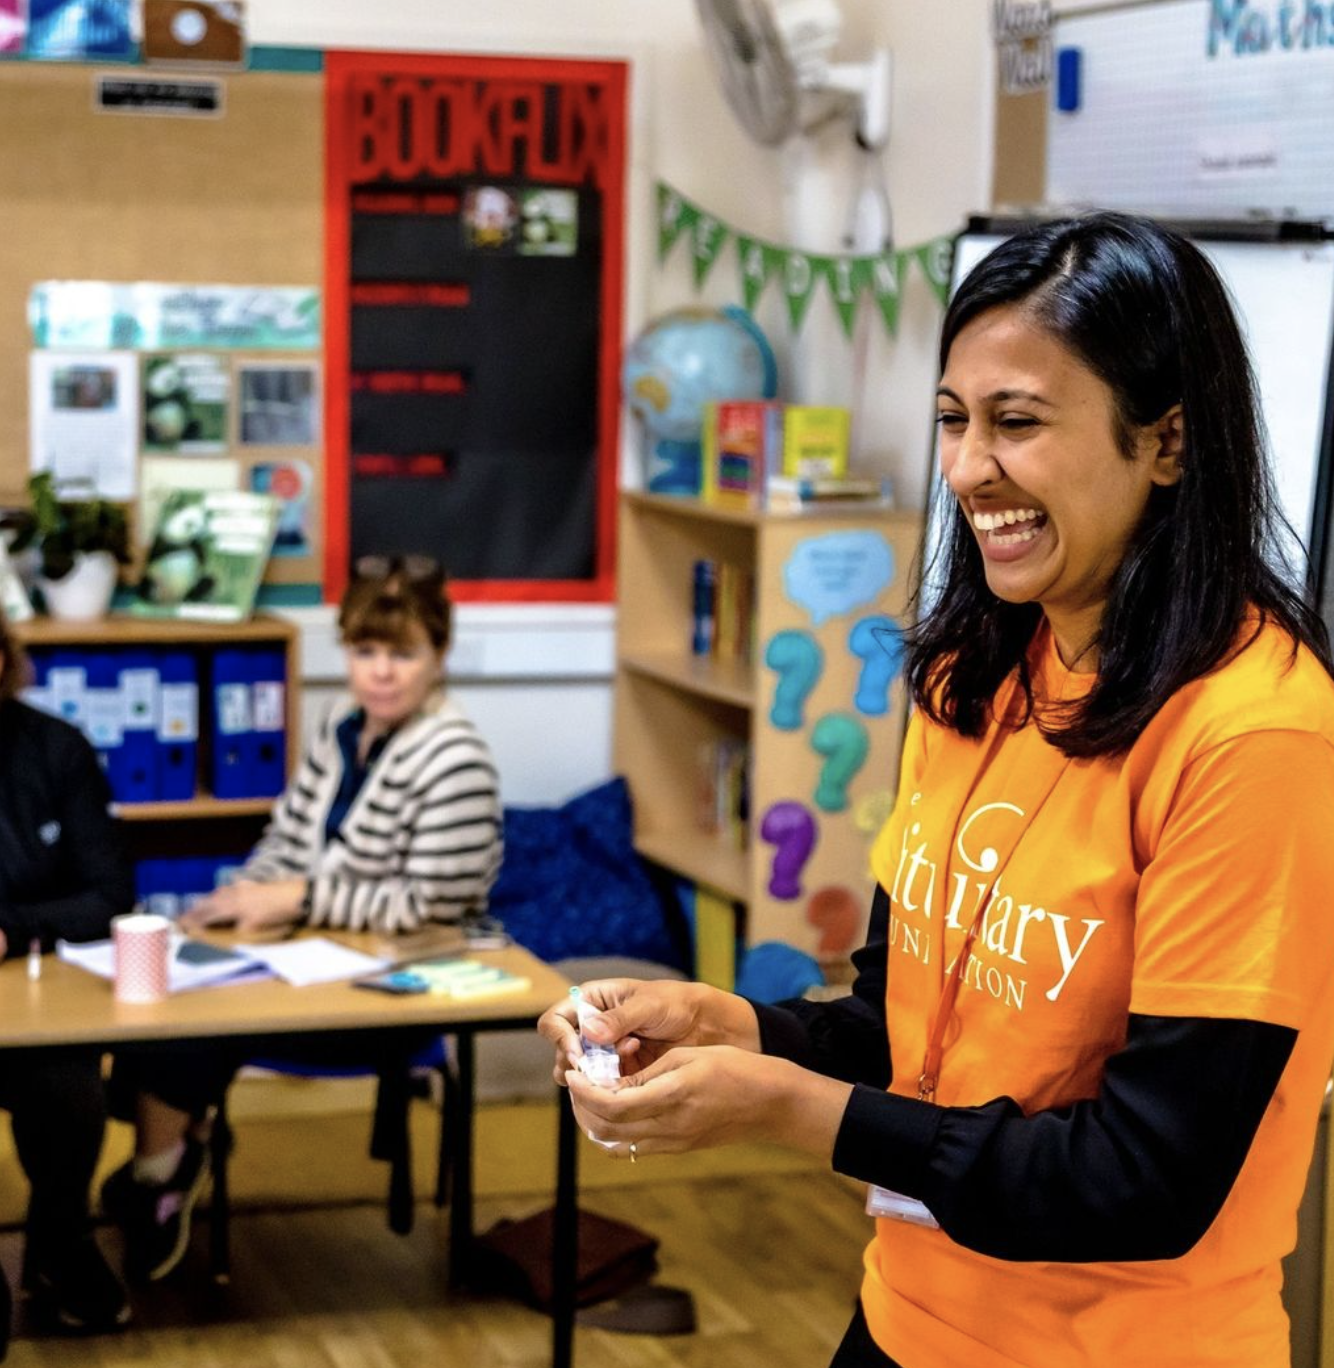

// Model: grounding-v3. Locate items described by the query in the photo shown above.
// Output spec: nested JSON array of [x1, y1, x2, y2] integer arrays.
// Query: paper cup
[[112, 913, 172, 1004]]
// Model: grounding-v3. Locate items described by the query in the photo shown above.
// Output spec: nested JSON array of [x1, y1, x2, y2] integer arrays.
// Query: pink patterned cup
[[112, 913, 171, 1004]]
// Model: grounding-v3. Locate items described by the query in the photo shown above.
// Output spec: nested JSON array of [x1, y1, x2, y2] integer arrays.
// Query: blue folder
[[113, 649, 160, 803], [156, 651, 199, 802], [83, 652, 124, 786], [246, 646, 288, 798], [210, 648, 255, 800], [45, 650, 88, 732]]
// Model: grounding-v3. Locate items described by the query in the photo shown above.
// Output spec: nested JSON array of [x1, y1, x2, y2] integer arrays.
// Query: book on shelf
[[694, 737, 750, 850], [781, 405, 850, 482], [688, 559, 755, 664], [129, 489, 279, 623], [765, 474, 895, 513], [701, 400, 784, 509]]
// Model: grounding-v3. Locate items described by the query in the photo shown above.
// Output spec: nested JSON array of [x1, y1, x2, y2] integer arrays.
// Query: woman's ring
[[629, 1142, 638, 1164]]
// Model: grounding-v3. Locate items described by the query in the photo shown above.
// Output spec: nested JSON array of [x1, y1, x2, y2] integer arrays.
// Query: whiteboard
[[1047, 0, 1334, 220], [921, 229, 1334, 608]]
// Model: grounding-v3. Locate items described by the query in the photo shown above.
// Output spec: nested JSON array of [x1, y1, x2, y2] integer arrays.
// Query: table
[[0, 941, 581, 1368]]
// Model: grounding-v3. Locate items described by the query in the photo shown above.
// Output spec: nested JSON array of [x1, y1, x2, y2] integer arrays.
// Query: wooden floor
[[0, 1171, 870, 1368]]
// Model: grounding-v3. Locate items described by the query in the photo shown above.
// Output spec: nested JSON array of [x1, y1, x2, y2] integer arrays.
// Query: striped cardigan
[[241, 694, 502, 934]]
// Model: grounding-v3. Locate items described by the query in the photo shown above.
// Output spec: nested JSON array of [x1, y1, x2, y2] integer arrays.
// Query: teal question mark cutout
[[811, 712, 869, 813], [848, 614, 904, 716], [765, 629, 824, 731]]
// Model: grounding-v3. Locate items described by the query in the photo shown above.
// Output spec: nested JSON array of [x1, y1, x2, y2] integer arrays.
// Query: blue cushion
[[489, 777, 687, 970]]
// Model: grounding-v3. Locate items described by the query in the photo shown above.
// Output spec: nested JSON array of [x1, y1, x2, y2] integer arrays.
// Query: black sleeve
[[0, 728, 135, 953], [831, 1012, 1295, 1262], [752, 884, 892, 1088]]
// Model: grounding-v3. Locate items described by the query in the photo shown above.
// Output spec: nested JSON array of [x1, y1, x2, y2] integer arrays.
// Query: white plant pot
[[39, 550, 119, 621]]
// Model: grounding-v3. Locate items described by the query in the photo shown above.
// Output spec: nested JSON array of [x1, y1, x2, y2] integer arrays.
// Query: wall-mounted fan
[[695, 0, 894, 450], [694, 0, 891, 154]]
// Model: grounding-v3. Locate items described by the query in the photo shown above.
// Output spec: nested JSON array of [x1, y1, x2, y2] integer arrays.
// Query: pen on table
[[27, 938, 41, 982]]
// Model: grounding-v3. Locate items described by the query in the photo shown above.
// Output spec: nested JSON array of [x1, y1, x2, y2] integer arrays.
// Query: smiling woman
[[935, 304, 1183, 672], [537, 212, 1334, 1368]]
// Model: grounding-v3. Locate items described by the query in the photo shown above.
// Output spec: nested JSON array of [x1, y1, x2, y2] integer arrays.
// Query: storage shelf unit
[[14, 614, 300, 894], [613, 492, 921, 976]]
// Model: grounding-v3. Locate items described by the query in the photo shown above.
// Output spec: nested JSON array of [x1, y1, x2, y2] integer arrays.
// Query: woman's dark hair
[[338, 557, 451, 654], [909, 210, 1333, 757], [0, 605, 30, 702]]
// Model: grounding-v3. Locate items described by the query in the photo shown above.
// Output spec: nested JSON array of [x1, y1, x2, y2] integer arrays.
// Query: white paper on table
[[236, 937, 390, 988], [56, 937, 271, 993], [29, 350, 140, 499]]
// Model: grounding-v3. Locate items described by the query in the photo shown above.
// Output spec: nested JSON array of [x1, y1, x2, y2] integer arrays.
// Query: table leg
[[551, 1093, 579, 1368], [209, 1105, 232, 1284], [447, 1030, 475, 1289]]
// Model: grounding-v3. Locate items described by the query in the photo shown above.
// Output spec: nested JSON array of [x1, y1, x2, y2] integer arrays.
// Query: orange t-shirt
[[862, 618, 1334, 1368]]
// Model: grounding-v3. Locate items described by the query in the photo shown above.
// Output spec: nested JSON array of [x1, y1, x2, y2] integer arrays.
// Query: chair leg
[[372, 1062, 414, 1235], [209, 1102, 232, 1285]]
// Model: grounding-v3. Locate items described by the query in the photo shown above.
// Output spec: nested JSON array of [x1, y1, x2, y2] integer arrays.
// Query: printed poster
[[0, 0, 26, 54], [143, 352, 229, 452], [237, 362, 318, 445], [26, 0, 132, 58], [29, 350, 139, 499]]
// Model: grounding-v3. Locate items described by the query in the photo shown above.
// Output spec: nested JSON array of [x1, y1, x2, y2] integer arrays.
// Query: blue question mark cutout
[[810, 713, 869, 813], [760, 800, 818, 900], [765, 630, 824, 731], [848, 614, 904, 717]]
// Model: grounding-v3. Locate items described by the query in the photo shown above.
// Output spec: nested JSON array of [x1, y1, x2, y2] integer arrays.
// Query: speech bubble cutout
[[805, 885, 862, 957], [760, 800, 817, 900], [848, 614, 904, 716], [783, 530, 895, 628], [765, 629, 824, 731], [810, 713, 870, 813]]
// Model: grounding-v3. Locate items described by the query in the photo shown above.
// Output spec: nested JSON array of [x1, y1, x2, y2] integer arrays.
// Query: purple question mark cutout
[[760, 800, 817, 900]]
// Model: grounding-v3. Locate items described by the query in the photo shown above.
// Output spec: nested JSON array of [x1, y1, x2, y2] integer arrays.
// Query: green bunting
[[655, 179, 953, 340], [656, 183, 692, 261], [913, 237, 955, 307], [691, 214, 731, 288]]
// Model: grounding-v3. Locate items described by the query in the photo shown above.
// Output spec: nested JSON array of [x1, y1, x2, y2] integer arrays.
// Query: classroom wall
[[4, 1, 998, 803], [254, 0, 998, 803]]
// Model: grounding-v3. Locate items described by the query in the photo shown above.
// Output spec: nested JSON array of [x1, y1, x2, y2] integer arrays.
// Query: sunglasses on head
[[352, 554, 442, 584]]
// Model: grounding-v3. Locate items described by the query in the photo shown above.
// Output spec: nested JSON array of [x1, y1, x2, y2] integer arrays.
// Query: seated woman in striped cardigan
[[104, 556, 503, 1284]]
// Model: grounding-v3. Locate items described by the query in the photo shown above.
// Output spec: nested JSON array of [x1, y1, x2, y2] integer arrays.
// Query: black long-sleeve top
[[755, 884, 1296, 1263], [0, 698, 135, 953]]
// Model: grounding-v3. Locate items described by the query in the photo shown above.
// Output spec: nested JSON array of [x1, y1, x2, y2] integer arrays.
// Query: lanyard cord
[[916, 749, 1073, 1104]]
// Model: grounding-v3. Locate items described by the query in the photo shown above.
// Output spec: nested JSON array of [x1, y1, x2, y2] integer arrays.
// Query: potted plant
[[8, 473, 131, 621]]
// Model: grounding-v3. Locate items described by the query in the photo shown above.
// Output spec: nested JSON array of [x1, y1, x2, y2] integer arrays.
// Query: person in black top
[[0, 606, 135, 1337]]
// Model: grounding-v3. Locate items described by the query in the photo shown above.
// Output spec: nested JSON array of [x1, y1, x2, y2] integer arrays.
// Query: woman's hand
[[180, 878, 306, 936], [565, 1046, 852, 1160], [537, 977, 760, 1086]]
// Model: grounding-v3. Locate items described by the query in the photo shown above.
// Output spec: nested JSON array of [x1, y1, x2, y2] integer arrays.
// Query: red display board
[[324, 52, 627, 602]]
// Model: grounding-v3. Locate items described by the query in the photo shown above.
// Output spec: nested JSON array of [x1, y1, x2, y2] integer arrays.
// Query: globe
[[622, 305, 778, 495]]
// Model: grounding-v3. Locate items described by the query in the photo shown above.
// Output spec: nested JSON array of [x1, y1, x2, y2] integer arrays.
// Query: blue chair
[[206, 1037, 459, 1281]]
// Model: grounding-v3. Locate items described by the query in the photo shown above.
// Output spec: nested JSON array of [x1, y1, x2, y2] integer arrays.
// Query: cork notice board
[[0, 62, 323, 516]]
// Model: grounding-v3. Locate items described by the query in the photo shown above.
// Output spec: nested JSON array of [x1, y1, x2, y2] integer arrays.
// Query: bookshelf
[[13, 613, 300, 819], [613, 492, 921, 984]]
